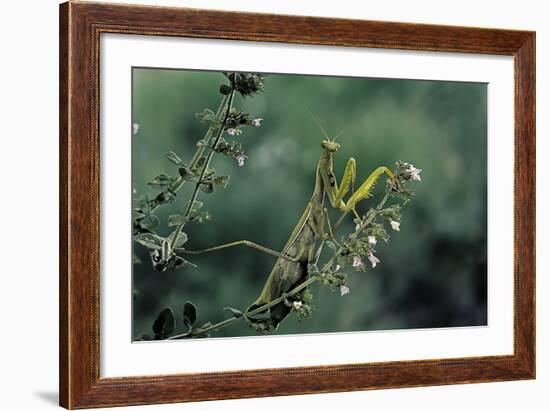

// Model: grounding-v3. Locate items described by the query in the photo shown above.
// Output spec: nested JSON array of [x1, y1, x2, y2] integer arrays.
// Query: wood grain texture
[[59, 2, 69, 407], [59, 1, 536, 408]]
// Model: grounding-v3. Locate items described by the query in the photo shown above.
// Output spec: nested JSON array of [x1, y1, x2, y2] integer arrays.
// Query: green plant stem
[[168, 275, 321, 340], [188, 94, 231, 168], [169, 86, 237, 249], [327, 187, 392, 264], [168, 186, 394, 340], [143, 93, 230, 216]]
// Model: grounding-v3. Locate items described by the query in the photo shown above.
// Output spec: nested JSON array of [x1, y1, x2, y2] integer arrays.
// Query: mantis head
[[308, 109, 344, 153], [321, 139, 341, 152]]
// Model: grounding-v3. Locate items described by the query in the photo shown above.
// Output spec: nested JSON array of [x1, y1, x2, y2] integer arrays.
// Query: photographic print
[[60, 5, 535, 406], [131, 69, 487, 341]]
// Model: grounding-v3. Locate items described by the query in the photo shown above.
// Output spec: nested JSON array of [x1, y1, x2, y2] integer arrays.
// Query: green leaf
[[165, 151, 184, 166], [152, 308, 175, 339], [195, 108, 217, 123], [136, 194, 151, 210], [175, 233, 188, 247], [368, 223, 389, 243], [154, 191, 176, 205], [213, 175, 230, 188], [307, 263, 320, 276], [199, 183, 214, 193], [219, 84, 232, 95], [379, 204, 402, 221], [325, 240, 337, 251], [147, 174, 177, 191], [167, 230, 188, 247], [133, 209, 146, 219], [167, 214, 188, 227], [190, 211, 210, 224], [223, 307, 243, 318], [178, 166, 196, 180], [183, 302, 197, 328], [302, 289, 314, 304], [189, 200, 203, 213], [134, 233, 164, 250], [140, 214, 160, 230]]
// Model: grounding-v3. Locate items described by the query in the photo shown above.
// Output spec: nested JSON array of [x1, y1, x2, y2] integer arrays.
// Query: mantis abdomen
[[247, 203, 322, 325]]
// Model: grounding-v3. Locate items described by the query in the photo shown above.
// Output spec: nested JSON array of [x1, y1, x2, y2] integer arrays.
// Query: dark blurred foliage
[[132, 68, 487, 339]]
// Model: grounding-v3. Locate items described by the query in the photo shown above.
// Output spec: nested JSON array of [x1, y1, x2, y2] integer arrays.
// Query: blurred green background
[[132, 68, 487, 339]]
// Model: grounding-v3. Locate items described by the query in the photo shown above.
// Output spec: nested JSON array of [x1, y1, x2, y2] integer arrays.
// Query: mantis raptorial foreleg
[[322, 158, 395, 221], [334, 158, 357, 205], [344, 166, 395, 211], [177, 240, 301, 262]]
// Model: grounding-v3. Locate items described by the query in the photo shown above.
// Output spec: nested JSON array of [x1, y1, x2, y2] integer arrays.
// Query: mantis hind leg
[[246, 260, 309, 328]]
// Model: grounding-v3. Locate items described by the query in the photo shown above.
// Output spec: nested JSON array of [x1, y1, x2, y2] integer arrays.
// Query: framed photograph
[[59, 2, 535, 409]]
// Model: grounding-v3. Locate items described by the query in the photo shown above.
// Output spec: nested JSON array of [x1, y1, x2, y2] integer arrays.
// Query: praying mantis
[[181, 116, 400, 329]]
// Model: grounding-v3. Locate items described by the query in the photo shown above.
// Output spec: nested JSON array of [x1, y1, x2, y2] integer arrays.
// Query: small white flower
[[355, 222, 362, 231], [390, 220, 400, 231], [292, 301, 303, 310], [335, 264, 341, 272], [132, 123, 140, 135], [368, 235, 377, 246], [367, 252, 380, 268], [352, 256, 363, 268], [339, 285, 350, 296], [408, 164, 422, 181], [226, 128, 241, 136], [235, 154, 248, 167], [252, 118, 263, 127]]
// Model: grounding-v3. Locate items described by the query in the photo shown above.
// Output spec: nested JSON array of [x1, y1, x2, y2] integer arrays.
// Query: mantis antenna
[[307, 109, 331, 141], [307, 109, 348, 142], [333, 126, 349, 141]]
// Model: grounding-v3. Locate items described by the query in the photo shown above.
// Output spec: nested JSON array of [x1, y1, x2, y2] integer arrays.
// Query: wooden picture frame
[[59, 1, 535, 408]]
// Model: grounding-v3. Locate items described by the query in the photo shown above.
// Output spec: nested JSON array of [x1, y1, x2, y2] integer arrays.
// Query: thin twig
[[168, 275, 320, 340], [169, 82, 237, 249], [139, 93, 230, 217]]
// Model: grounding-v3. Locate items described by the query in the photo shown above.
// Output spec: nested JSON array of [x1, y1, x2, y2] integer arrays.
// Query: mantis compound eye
[[321, 140, 340, 152]]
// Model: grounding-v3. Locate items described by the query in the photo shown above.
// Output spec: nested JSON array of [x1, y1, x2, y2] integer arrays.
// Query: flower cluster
[[222, 72, 265, 97], [288, 289, 314, 321], [398, 161, 422, 182], [225, 108, 263, 129], [213, 139, 248, 166], [196, 106, 263, 167], [333, 162, 422, 275]]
